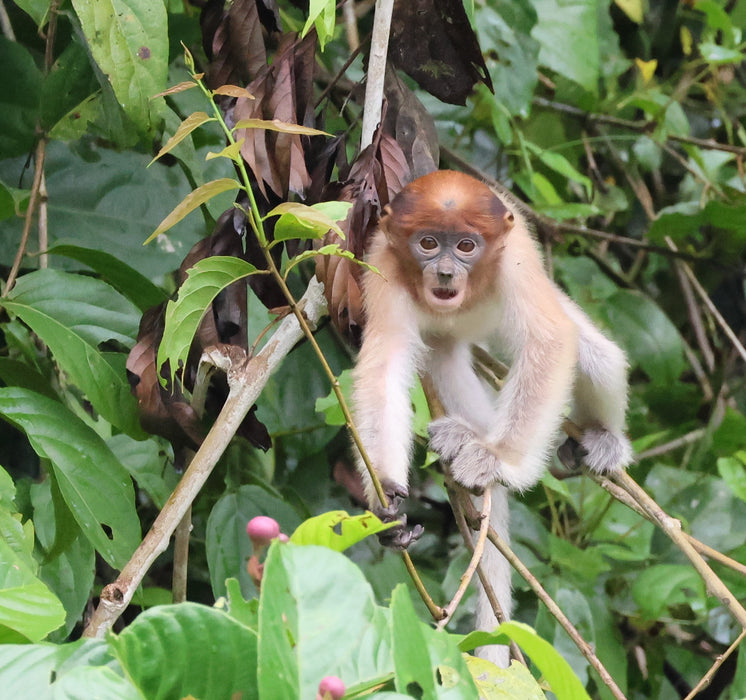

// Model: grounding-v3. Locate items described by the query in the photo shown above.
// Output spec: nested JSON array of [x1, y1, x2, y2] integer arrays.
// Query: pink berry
[[246, 516, 280, 546], [317, 675, 345, 699], [278, 533, 289, 543]]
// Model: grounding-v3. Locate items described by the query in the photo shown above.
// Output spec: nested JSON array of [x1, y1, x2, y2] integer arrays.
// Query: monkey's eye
[[419, 236, 439, 251], [457, 238, 477, 253]]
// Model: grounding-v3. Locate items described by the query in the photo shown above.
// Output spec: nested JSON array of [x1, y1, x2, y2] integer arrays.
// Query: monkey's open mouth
[[432, 287, 459, 301]]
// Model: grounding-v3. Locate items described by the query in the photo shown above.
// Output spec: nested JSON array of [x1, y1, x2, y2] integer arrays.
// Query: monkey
[[350, 170, 633, 667]]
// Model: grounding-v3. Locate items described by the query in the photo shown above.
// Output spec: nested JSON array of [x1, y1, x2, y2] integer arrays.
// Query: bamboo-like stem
[[360, 0, 395, 149]]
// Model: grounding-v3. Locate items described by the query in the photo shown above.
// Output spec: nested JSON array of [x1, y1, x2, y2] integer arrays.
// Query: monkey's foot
[[372, 479, 424, 550], [559, 429, 633, 474], [581, 427, 633, 474], [428, 417, 502, 490]]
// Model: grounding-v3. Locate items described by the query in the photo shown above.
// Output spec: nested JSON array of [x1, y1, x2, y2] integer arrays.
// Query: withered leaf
[[389, 0, 492, 105]]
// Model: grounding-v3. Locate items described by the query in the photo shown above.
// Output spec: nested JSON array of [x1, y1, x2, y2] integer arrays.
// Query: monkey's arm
[[351, 249, 425, 510]]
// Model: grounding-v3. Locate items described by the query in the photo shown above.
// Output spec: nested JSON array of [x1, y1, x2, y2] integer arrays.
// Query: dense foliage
[[0, 0, 746, 698]]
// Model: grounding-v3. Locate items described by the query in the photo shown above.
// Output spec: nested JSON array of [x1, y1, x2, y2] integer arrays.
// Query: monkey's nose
[[437, 270, 454, 285]]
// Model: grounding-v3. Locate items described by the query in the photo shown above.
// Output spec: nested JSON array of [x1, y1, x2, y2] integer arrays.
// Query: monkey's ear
[[502, 210, 515, 231], [379, 204, 394, 233]]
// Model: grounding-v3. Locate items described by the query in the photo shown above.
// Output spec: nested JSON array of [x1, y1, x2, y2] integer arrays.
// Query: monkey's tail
[[474, 484, 513, 668]]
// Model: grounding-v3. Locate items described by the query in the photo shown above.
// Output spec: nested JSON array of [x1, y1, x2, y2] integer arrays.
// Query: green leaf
[[145, 178, 242, 243], [283, 243, 378, 278], [2, 270, 143, 437], [45, 665, 143, 699], [0, 639, 115, 696], [601, 290, 685, 384], [475, 3, 539, 117], [390, 585, 438, 698], [315, 369, 353, 426], [46, 244, 167, 312], [496, 621, 592, 700], [205, 485, 301, 599], [71, 0, 168, 134], [0, 536, 66, 642], [526, 141, 593, 195], [290, 511, 396, 551], [301, 0, 337, 50], [0, 38, 42, 158], [268, 201, 352, 241], [718, 455, 746, 503], [258, 544, 392, 697], [532, 0, 599, 93], [157, 256, 259, 385], [149, 111, 216, 165], [631, 565, 705, 620], [233, 117, 330, 136], [110, 603, 258, 700], [466, 657, 545, 699], [0, 389, 141, 569]]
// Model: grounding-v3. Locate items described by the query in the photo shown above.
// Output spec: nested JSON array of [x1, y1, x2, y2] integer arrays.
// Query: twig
[[172, 506, 191, 603], [683, 630, 746, 700], [342, 0, 360, 51], [665, 236, 746, 364], [533, 97, 746, 157], [486, 524, 627, 700], [635, 428, 706, 461], [437, 488, 492, 629], [82, 280, 328, 638], [0, 0, 15, 40], [360, 0, 394, 149], [4, 137, 46, 294]]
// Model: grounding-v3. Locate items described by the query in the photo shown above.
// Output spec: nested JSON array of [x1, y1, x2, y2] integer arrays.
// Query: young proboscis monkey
[[351, 170, 633, 667]]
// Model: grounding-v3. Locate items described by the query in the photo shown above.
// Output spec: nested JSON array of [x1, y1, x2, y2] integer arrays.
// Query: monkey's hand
[[428, 416, 503, 491], [558, 427, 633, 474], [372, 479, 424, 550]]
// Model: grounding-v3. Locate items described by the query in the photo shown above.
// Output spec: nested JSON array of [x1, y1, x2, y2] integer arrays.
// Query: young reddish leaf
[[144, 178, 242, 244], [232, 118, 329, 136], [212, 84, 255, 99], [151, 80, 200, 99], [149, 111, 216, 166], [267, 201, 352, 241]]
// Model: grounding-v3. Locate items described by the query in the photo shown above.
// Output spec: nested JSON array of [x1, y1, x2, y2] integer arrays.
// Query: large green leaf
[[0, 38, 42, 158], [532, 0, 599, 93], [0, 389, 141, 569], [47, 245, 167, 311], [157, 256, 258, 385], [0, 639, 115, 697], [290, 510, 395, 551], [475, 2, 539, 117], [0, 142, 208, 280], [71, 0, 168, 134], [0, 536, 65, 642], [205, 485, 301, 599], [258, 544, 393, 698], [2, 270, 142, 437], [600, 290, 685, 385], [110, 603, 258, 700]]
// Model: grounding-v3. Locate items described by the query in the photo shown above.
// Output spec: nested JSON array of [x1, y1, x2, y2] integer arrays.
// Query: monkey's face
[[408, 230, 485, 311]]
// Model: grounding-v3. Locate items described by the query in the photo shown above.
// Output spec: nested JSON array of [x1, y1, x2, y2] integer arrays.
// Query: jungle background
[[0, 0, 746, 698]]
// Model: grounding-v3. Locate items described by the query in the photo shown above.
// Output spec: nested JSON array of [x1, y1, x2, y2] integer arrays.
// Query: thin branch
[[683, 630, 746, 700], [665, 236, 746, 364], [0, 0, 15, 40], [437, 488, 491, 629], [82, 280, 328, 638], [360, 0, 394, 149], [486, 524, 627, 700], [172, 507, 191, 603], [533, 97, 746, 157], [635, 428, 706, 461]]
